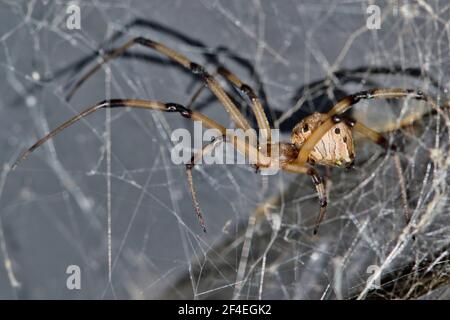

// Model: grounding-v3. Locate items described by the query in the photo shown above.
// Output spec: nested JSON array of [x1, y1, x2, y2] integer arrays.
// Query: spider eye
[[303, 124, 309, 132], [334, 128, 341, 135]]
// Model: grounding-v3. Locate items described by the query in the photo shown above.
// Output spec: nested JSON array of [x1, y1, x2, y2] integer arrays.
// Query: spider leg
[[278, 66, 442, 131], [190, 66, 271, 137], [351, 120, 411, 223], [66, 37, 254, 136], [281, 163, 327, 235], [328, 88, 443, 117], [186, 71, 220, 109], [350, 120, 393, 150], [186, 136, 224, 233], [14, 99, 271, 169], [186, 66, 272, 151], [217, 67, 271, 144], [296, 88, 448, 164], [13, 99, 272, 232]]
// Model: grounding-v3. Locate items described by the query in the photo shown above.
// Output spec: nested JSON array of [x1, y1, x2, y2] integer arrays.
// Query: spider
[[13, 36, 445, 235]]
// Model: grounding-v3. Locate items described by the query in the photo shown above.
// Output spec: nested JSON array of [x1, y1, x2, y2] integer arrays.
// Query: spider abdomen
[[291, 112, 355, 167]]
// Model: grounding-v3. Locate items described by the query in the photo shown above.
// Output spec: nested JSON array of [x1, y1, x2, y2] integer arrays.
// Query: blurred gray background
[[0, 0, 449, 299]]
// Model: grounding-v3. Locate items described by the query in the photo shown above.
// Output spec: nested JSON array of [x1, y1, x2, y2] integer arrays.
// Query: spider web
[[0, 0, 449, 299]]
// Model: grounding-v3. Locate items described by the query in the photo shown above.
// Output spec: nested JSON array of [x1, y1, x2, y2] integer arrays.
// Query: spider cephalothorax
[[14, 36, 445, 235], [291, 113, 355, 168]]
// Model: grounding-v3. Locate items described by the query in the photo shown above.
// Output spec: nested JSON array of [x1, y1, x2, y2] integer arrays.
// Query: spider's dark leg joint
[[166, 103, 192, 118], [406, 89, 426, 100], [186, 163, 194, 170], [344, 118, 356, 127], [347, 94, 362, 105], [216, 66, 228, 75], [376, 135, 389, 150], [310, 173, 322, 186], [307, 168, 327, 204], [364, 89, 378, 97], [307, 168, 321, 184], [240, 84, 258, 100], [99, 99, 127, 108], [217, 66, 256, 99], [350, 90, 374, 103], [134, 37, 156, 48], [332, 115, 343, 123], [190, 62, 206, 75], [97, 99, 109, 108], [306, 167, 328, 235], [345, 161, 355, 170], [190, 62, 213, 84], [186, 152, 198, 171], [376, 135, 398, 152]]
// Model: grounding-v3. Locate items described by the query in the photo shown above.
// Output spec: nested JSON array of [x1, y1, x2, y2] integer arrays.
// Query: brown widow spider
[[13, 37, 446, 235]]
